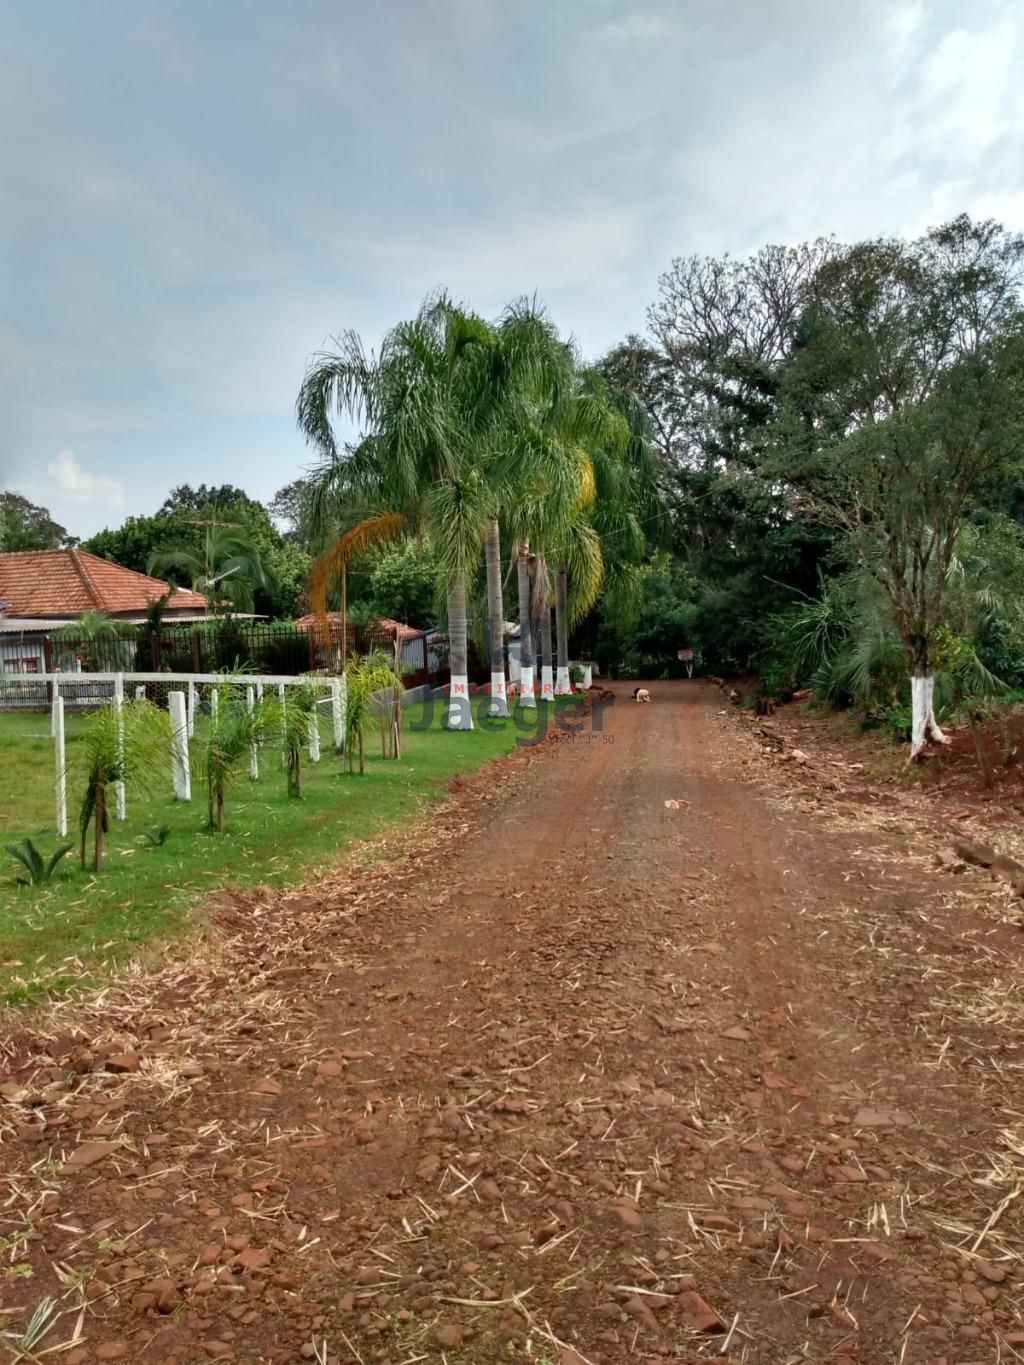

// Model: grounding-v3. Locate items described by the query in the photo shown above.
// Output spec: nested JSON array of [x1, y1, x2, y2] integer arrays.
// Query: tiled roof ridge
[[68, 548, 104, 610]]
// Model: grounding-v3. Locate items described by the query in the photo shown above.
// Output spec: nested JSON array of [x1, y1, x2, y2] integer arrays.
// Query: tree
[[84, 486, 309, 619], [343, 652, 404, 774], [78, 699, 170, 871], [53, 610, 134, 671], [0, 492, 72, 550], [147, 522, 271, 615], [198, 686, 280, 831], [367, 540, 439, 627], [773, 216, 1024, 756], [299, 296, 521, 730]]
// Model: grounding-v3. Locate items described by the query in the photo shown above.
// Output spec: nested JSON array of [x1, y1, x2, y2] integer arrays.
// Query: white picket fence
[[39, 672, 347, 839]]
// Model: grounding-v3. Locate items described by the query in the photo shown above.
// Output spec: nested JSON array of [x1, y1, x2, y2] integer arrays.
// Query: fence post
[[247, 685, 259, 779], [278, 682, 287, 764], [51, 674, 60, 737], [187, 680, 196, 737], [168, 690, 191, 801], [54, 694, 67, 838], [309, 700, 321, 762], [331, 676, 345, 752], [113, 672, 126, 821]]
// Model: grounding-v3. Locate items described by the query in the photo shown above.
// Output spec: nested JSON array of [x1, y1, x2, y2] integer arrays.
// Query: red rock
[[95, 1343, 130, 1361], [624, 1295, 660, 1334], [415, 1153, 441, 1181], [63, 1140, 118, 1170], [201, 1343, 234, 1359], [832, 1165, 868, 1183], [234, 1247, 271, 1272], [250, 1077, 282, 1096], [316, 1060, 343, 1078], [679, 1290, 725, 1333], [435, 1323, 463, 1348], [721, 1026, 753, 1041], [105, 1054, 140, 1073], [612, 1200, 644, 1229]]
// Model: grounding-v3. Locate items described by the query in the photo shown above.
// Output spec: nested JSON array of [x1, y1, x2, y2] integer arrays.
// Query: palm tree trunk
[[516, 543, 536, 709], [217, 789, 225, 833], [540, 597, 554, 701], [341, 563, 347, 672], [484, 518, 508, 718], [93, 778, 106, 873], [555, 564, 572, 694], [445, 580, 474, 730]]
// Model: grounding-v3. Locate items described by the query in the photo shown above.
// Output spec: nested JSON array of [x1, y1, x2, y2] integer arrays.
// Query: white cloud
[[47, 449, 124, 506]]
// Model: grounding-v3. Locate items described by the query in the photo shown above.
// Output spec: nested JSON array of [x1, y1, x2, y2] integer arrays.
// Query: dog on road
[[632, 687, 651, 703]]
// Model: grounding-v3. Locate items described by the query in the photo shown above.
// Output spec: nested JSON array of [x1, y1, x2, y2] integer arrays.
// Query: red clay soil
[[1, 681, 1023, 1364]]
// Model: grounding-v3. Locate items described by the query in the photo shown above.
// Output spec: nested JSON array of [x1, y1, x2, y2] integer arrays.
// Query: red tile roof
[[295, 612, 422, 640], [0, 549, 208, 618]]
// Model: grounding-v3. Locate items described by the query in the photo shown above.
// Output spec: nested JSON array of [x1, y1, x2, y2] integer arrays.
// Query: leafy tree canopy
[[0, 491, 74, 551]]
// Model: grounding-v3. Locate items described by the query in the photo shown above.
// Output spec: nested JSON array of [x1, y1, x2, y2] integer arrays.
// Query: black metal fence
[[25, 622, 451, 688]]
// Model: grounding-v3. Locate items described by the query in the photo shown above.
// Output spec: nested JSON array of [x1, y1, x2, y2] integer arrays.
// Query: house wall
[[0, 634, 47, 674]]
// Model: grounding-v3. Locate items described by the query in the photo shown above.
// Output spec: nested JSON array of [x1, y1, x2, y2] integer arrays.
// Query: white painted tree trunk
[[519, 664, 536, 708], [445, 582, 474, 731], [554, 566, 571, 694], [580, 663, 593, 689], [489, 671, 508, 716], [484, 518, 509, 718], [53, 695, 67, 838], [909, 673, 951, 760], [169, 690, 191, 801], [540, 664, 554, 699], [516, 545, 536, 710]]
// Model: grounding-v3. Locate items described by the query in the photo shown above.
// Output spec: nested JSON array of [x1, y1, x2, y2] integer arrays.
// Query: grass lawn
[[0, 697, 562, 1005]]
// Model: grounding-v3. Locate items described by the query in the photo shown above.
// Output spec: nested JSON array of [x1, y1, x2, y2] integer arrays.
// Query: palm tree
[[198, 685, 280, 831], [298, 296, 517, 731], [54, 610, 133, 672], [78, 699, 170, 871], [148, 519, 270, 615], [343, 651, 405, 773]]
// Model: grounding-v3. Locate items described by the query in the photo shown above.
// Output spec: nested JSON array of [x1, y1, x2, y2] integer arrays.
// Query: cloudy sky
[[2, 0, 1023, 538]]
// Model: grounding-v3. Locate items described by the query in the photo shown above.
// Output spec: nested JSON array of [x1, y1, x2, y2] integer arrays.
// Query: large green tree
[[771, 215, 1024, 755], [0, 491, 73, 551], [83, 485, 309, 618]]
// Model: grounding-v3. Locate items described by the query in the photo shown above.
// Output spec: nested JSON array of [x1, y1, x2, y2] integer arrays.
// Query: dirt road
[[2, 682, 1022, 1364]]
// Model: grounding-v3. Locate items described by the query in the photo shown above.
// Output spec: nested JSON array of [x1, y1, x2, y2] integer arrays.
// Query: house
[[294, 612, 447, 688], [0, 548, 208, 674]]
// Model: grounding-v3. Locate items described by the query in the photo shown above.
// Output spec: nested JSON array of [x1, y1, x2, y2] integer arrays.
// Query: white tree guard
[[518, 664, 537, 709], [446, 675, 474, 730], [910, 674, 951, 759], [168, 690, 191, 801], [555, 665, 572, 695], [540, 664, 554, 700], [488, 670, 509, 718], [580, 663, 593, 688], [53, 695, 67, 838]]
